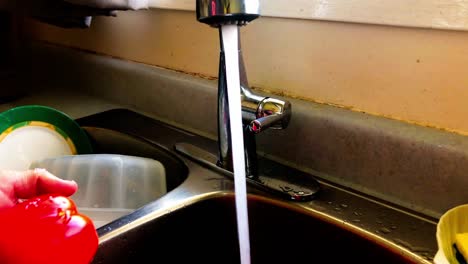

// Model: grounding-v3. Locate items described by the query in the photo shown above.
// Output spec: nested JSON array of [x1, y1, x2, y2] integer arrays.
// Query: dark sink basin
[[92, 194, 424, 264]]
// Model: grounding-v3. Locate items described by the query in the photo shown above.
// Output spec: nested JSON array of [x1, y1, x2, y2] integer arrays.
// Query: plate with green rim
[[0, 105, 93, 170]]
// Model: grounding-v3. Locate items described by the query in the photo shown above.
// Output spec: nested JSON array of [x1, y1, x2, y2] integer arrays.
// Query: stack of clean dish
[[0, 105, 93, 170]]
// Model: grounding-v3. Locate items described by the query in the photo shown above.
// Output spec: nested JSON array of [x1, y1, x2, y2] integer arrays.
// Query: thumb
[[13, 168, 78, 199]]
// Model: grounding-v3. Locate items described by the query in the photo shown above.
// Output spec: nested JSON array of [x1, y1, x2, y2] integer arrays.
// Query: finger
[[13, 169, 78, 199]]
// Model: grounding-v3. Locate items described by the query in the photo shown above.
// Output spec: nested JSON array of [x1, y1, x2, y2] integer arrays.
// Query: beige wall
[[25, 8, 468, 136]]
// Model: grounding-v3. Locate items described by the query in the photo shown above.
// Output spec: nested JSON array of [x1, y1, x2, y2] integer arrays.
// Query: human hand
[[0, 172, 96, 264], [0, 168, 77, 210]]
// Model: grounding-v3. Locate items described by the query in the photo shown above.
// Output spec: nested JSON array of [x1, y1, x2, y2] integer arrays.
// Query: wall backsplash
[[22, 8, 468, 137]]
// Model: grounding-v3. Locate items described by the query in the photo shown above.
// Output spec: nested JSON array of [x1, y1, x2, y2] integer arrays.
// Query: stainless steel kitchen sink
[[75, 109, 438, 264], [92, 194, 428, 264]]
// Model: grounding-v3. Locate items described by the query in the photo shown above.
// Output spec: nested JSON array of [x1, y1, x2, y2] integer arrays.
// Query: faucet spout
[[196, 0, 291, 178], [184, 0, 320, 201], [216, 27, 292, 178]]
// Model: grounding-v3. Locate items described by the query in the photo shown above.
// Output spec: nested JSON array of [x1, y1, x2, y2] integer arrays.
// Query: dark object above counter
[[19, 0, 148, 28]]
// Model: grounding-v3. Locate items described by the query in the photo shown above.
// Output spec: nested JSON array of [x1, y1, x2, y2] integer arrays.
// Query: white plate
[[0, 105, 93, 170]]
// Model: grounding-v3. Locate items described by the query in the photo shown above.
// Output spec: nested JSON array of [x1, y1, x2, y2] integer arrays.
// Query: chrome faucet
[[196, 0, 291, 179], [175, 0, 319, 201]]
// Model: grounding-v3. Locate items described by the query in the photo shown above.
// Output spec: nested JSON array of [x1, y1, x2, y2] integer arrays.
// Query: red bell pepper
[[0, 194, 98, 264]]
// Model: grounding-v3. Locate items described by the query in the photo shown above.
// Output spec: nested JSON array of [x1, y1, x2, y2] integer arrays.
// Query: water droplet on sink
[[101, 226, 112, 233], [376, 220, 383, 224], [334, 207, 342, 211], [394, 239, 412, 249], [340, 204, 348, 208], [424, 255, 433, 261], [379, 227, 391, 234], [410, 246, 430, 254], [327, 201, 333, 205], [390, 225, 397, 230], [352, 219, 361, 223]]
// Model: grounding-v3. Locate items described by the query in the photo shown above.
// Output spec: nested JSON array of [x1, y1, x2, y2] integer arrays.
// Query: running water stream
[[221, 24, 251, 264]]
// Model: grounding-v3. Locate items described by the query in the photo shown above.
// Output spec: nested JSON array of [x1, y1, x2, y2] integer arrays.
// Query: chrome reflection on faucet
[[196, 0, 292, 177], [196, 0, 260, 26]]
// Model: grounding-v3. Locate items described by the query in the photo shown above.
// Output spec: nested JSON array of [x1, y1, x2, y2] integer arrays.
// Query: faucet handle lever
[[249, 97, 291, 133], [249, 114, 283, 134]]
